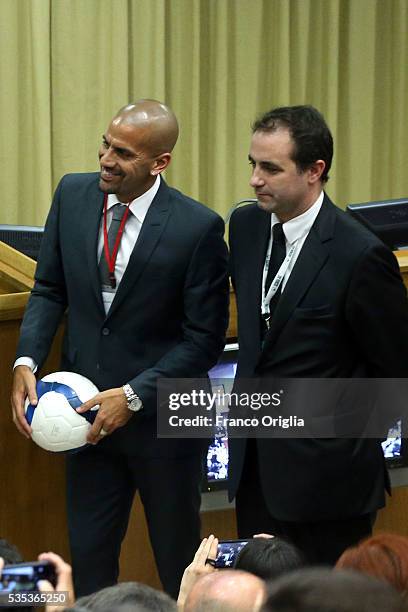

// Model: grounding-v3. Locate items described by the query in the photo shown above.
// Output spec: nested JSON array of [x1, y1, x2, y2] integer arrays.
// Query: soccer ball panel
[[25, 372, 99, 453], [41, 371, 99, 404]]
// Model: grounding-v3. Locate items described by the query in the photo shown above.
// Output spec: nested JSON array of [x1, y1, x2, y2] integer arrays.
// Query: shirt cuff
[[14, 357, 38, 373]]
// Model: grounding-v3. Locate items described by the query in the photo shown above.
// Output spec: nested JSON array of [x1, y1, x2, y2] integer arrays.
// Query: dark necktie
[[265, 222, 286, 317], [98, 203, 127, 291]]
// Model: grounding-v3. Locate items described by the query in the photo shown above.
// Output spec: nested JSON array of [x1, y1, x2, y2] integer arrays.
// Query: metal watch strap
[[122, 384, 142, 411]]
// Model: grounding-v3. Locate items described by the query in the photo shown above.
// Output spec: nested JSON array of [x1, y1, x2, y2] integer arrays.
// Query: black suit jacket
[[228, 194, 408, 521], [17, 173, 229, 458]]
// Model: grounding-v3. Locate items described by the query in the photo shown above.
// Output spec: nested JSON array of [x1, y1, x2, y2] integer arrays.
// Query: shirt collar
[[271, 191, 324, 245], [107, 175, 161, 224]]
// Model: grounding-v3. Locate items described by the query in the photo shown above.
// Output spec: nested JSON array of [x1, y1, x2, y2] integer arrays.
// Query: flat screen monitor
[[0, 224, 44, 260], [204, 344, 406, 492], [204, 343, 237, 491], [346, 197, 408, 250]]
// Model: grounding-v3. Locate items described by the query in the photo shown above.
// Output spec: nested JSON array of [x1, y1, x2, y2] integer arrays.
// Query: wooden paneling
[[375, 488, 408, 536], [227, 284, 237, 340], [0, 321, 68, 559]]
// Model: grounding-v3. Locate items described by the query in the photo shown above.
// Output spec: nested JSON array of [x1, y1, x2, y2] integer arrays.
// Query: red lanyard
[[102, 194, 131, 288]]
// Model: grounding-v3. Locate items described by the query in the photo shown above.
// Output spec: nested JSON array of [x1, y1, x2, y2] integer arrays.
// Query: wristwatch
[[122, 384, 143, 412]]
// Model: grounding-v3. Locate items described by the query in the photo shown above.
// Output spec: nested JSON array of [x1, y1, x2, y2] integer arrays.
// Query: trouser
[[236, 440, 374, 565], [66, 444, 203, 598]]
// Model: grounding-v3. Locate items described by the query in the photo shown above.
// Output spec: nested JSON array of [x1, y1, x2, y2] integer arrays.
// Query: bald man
[[184, 570, 266, 612], [11, 100, 229, 598]]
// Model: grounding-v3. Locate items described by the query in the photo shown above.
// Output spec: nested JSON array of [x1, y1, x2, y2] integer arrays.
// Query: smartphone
[[0, 561, 57, 592], [215, 539, 250, 568]]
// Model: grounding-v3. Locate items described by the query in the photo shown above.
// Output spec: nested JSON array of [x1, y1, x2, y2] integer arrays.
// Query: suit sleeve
[[128, 214, 229, 413], [346, 242, 408, 377], [15, 178, 68, 368]]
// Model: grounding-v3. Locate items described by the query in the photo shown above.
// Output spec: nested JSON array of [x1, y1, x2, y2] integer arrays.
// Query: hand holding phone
[[37, 552, 75, 612], [178, 535, 219, 608]]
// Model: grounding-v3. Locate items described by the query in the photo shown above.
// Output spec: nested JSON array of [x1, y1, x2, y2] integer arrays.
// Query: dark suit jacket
[[228, 194, 408, 521], [17, 173, 229, 458]]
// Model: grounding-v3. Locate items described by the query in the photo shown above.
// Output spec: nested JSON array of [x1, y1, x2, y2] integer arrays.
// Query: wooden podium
[[396, 250, 408, 286], [0, 242, 70, 560], [1, 241, 408, 589]]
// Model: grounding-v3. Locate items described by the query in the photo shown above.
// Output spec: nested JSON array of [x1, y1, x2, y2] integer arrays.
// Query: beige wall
[[0, 0, 407, 223]]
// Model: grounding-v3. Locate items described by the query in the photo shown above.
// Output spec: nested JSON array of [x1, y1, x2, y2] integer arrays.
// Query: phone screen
[[215, 540, 249, 568], [0, 561, 56, 593]]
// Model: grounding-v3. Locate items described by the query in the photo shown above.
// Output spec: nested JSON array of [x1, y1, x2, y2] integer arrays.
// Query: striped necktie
[[98, 203, 127, 292]]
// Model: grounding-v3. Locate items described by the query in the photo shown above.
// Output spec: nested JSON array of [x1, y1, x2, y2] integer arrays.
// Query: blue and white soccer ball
[[25, 371, 99, 452]]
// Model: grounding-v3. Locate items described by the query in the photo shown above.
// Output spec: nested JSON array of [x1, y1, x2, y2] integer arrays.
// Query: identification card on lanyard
[[261, 231, 305, 328], [102, 195, 131, 288]]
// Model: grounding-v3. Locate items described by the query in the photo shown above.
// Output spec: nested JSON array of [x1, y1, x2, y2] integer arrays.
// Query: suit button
[[102, 328, 110, 336]]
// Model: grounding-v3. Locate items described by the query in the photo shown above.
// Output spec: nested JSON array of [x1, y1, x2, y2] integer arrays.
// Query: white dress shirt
[[268, 191, 324, 293], [99, 175, 160, 314]]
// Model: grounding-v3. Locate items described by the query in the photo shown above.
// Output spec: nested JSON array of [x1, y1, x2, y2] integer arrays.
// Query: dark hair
[[336, 533, 408, 595], [0, 539, 33, 612], [252, 105, 333, 183], [75, 582, 176, 611], [261, 568, 407, 612], [0, 539, 24, 565], [234, 537, 304, 581]]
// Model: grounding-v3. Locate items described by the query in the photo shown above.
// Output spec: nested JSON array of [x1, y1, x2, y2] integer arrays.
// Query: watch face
[[129, 397, 142, 412]]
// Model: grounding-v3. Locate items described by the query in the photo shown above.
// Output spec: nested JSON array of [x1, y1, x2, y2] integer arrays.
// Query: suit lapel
[[261, 195, 336, 351], [248, 208, 271, 322], [83, 178, 105, 313], [106, 180, 171, 318]]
